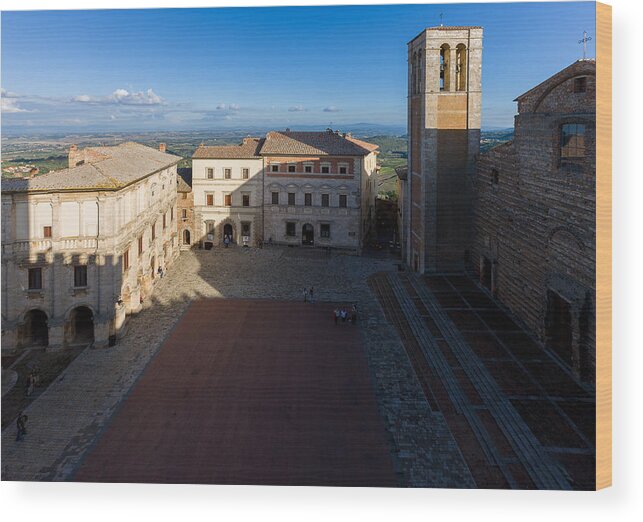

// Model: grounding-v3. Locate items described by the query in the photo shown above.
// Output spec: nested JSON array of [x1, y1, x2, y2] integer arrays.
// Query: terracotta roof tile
[[259, 131, 377, 156], [1, 142, 181, 193], [192, 138, 264, 159]]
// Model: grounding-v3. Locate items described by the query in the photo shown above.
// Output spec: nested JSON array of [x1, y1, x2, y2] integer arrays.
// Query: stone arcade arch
[[66, 305, 95, 346], [21, 309, 49, 348], [223, 223, 234, 242], [440, 44, 450, 91], [302, 223, 314, 246], [456, 43, 467, 91]]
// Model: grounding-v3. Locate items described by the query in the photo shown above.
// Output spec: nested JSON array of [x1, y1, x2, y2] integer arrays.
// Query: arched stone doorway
[[183, 229, 191, 245], [302, 223, 314, 245], [67, 306, 95, 345], [223, 223, 234, 243], [578, 292, 594, 383], [22, 309, 49, 347], [545, 290, 573, 367]]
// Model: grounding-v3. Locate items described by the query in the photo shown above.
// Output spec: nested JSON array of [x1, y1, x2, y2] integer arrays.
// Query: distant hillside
[[480, 129, 514, 152]]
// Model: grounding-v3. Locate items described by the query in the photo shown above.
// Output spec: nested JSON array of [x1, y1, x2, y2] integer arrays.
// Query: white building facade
[[1, 142, 181, 352], [191, 131, 378, 252], [192, 138, 264, 248]]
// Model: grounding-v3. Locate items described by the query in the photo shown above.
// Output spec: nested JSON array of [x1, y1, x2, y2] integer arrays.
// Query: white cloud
[[71, 88, 164, 106], [1, 97, 30, 113], [72, 94, 94, 103], [323, 105, 341, 112], [288, 105, 306, 112], [216, 103, 227, 110], [1, 88, 20, 99], [229, 103, 240, 111]]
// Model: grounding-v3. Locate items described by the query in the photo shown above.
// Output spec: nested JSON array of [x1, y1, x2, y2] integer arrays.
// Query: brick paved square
[[73, 299, 398, 486]]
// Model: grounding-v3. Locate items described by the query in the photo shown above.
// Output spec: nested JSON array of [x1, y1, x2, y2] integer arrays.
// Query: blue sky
[[1, 2, 596, 133]]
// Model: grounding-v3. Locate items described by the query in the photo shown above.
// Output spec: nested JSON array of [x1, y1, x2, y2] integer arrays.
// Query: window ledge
[[26, 289, 44, 298]]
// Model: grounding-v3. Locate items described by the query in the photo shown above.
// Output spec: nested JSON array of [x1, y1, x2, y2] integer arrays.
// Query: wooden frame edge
[[595, 0, 612, 491]]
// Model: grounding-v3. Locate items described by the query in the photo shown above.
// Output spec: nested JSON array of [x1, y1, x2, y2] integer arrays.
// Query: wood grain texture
[[595, 1, 612, 490]]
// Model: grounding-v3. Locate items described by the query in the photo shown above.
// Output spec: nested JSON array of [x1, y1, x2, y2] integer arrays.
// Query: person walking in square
[[25, 372, 34, 397], [16, 412, 28, 442], [303, 287, 308, 302], [309, 286, 315, 303]]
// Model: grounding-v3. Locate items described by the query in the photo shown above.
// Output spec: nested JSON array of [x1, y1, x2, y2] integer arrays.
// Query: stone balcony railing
[[2, 237, 99, 256]]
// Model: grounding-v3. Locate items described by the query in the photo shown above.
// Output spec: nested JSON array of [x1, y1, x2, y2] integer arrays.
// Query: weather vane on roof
[[578, 30, 592, 60]]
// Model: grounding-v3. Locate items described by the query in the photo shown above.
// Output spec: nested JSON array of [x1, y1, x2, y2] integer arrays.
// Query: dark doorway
[[302, 223, 314, 245], [224, 223, 234, 242], [22, 309, 48, 347], [183, 229, 191, 245], [545, 290, 573, 367], [578, 292, 594, 383], [481, 256, 492, 291], [68, 306, 94, 345], [150, 256, 155, 279]]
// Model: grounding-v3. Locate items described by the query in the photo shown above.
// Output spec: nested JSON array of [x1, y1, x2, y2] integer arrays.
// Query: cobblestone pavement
[[1, 245, 472, 487], [370, 271, 595, 490]]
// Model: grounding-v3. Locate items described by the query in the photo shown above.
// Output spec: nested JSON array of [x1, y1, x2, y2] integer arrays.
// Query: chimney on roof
[[285, 128, 290, 132], [159, 143, 167, 153], [28, 167, 39, 179]]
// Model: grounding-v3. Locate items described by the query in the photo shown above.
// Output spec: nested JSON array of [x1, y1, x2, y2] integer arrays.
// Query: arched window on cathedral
[[416, 50, 423, 94], [456, 44, 467, 91], [411, 51, 417, 94], [440, 44, 450, 91]]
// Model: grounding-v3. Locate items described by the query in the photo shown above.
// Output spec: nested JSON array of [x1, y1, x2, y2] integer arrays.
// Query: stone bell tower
[[406, 26, 483, 273]]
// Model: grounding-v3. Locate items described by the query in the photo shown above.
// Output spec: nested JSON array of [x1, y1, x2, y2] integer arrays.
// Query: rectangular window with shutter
[[339, 194, 347, 208], [123, 249, 130, 272], [43, 226, 52, 238], [224, 194, 232, 206], [28, 268, 42, 290], [321, 194, 330, 207], [206, 194, 214, 206], [272, 192, 279, 204], [74, 265, 88, 288]]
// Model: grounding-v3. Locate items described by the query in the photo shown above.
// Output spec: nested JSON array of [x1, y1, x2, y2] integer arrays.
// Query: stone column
[[93, 314, 111, 348], [449, 47, 457, 92], [47, 318, 65, 351]]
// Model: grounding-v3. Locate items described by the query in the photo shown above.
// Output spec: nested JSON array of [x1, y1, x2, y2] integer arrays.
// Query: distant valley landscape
[[1, 128, 513, 196]]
